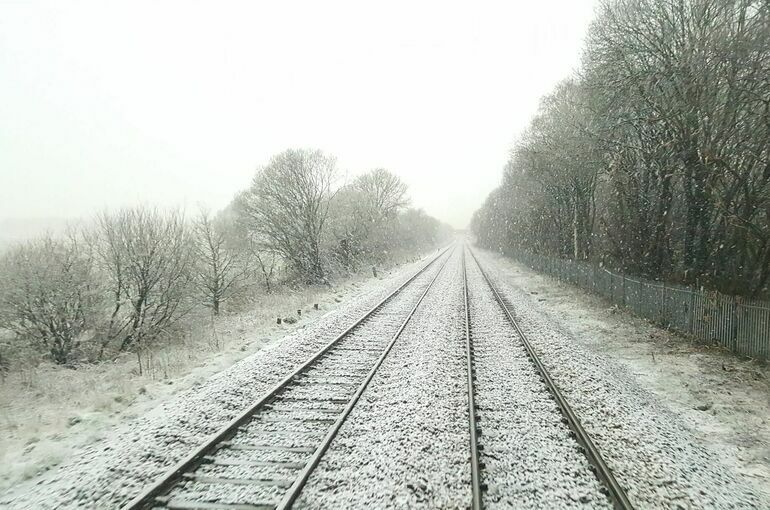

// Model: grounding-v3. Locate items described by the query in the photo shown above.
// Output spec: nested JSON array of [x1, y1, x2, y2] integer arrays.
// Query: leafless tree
[[328, 169, 410, 267], [0, 233, 100, 365], [236, 148, 338, 283], [97, 207, 193, 369], [473, 0, 770, 297], [192, 209, 247, 315], [396, 208, 452, 252], [354, 168, 410, 221], [513, 80, 600, 259], [250, 241, 279, 293]]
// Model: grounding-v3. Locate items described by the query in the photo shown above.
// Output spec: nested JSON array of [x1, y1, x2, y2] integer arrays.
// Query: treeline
[[0, 148, 451, 368], [472, 0, 770, 297]]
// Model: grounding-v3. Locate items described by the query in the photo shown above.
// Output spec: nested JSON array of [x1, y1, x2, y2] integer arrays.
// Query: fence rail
[[507, 249, 769, 361]]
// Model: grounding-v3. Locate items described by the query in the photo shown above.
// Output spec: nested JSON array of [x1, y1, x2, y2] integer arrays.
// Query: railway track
[[124, 246, 454, 510], [124, 243, 633, 509], [463, 245, 634, 509]]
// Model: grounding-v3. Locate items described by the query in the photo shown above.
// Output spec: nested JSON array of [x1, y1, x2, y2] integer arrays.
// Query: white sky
[[0, 0, 597, 229]]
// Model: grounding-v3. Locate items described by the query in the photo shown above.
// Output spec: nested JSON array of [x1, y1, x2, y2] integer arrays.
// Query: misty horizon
[[0, 1, 598, 230]]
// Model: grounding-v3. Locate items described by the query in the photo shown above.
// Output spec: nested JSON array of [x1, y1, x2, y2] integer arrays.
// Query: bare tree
[[513, 80, 600, 259], [192, 209, 245, 315], [0, 346, 8, 381], [97, 207, 193, 369], [328, 169, 410, 267], [236, 149, 338, 283], [396, 208, 452, 252], [354, 168, 410, 221], [250, 242, 279, 293], [327, 184, 371, 269], [473, 0, 770, 297], [0, 234, 99, 365]]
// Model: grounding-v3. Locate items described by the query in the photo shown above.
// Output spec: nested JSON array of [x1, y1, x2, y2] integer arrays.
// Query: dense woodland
[[472, 0, 770, 298], [0, 149, 451, 369]]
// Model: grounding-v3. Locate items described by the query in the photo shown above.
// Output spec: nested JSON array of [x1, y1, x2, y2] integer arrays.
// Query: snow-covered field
[[0, 287, 342, 493], [2, 243, 767, 509]]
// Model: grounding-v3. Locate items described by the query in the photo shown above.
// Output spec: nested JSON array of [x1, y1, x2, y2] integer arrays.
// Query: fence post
[[731, 297, 739, 355], [689, 290, 695, 335]]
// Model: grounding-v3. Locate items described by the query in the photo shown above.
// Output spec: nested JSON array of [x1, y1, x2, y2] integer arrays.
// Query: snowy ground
[[0, 250, 446, 509], [3, 243, 767, 509], [0, 285, 351, 493], [474, 247, 770, 507]]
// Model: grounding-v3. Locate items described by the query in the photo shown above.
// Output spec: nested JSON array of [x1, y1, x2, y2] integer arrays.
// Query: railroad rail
[[124, 245, 454, 510], [462, 250, 483, 510], [465, 245, 634, 510]]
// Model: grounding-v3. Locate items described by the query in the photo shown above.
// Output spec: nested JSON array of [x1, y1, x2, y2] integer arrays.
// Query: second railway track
[[463, 246, 634, 509]]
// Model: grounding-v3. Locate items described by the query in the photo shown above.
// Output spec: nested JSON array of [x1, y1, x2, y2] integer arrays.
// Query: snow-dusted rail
[[124, 246, 454, 510], [465, 245, 634, 509], [462, 250, 483, 510]]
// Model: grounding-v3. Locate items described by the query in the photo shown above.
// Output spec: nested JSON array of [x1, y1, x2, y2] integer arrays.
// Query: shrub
[[0, 234, 100, 365]]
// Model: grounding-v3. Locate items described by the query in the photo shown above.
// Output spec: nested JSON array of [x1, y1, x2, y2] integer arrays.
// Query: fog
[[1, 0, 597, 230]]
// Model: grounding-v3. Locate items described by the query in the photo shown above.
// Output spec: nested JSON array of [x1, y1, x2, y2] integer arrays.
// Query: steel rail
[[124, 244, 455, 510], [461, 249, 483, 510], [276, 244, 455, 508], [467, 246, 634, 510]]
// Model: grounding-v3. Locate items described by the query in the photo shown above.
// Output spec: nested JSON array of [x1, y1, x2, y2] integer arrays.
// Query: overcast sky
[[0, 0, 597, 229]]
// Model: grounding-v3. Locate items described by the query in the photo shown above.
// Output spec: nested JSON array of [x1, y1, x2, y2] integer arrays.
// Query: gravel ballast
[[0, 250, 450, 510], [471, 247, 765, 509]]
